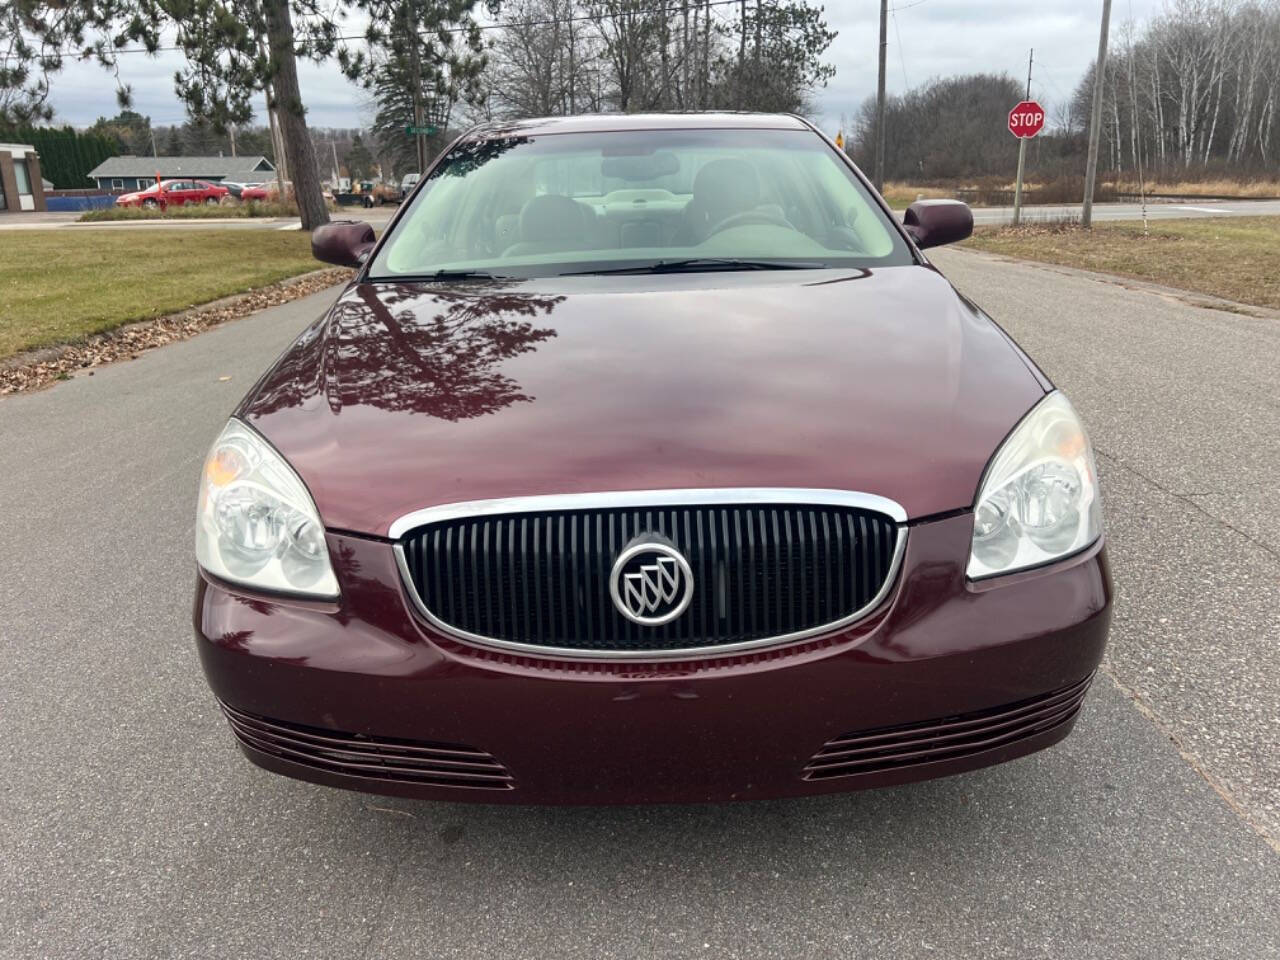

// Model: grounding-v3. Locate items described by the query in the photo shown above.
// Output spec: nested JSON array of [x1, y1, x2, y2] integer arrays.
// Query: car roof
[[465, 112, 812, 139]]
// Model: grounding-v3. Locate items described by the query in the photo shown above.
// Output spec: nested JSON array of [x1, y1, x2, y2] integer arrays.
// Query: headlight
[[196, 419, 338, 598], [968, 392, 1103, 579]]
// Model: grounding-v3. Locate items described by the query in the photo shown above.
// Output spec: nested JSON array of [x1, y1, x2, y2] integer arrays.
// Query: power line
[[2, 0, 748, 62], [891, 7, 909, 88]]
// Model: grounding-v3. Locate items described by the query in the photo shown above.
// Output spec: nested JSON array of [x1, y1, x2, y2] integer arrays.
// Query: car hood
[[240, 266, 1047, 536]]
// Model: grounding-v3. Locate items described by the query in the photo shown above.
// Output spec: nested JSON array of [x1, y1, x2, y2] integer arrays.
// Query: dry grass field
[[965, 216, 1280, 309]]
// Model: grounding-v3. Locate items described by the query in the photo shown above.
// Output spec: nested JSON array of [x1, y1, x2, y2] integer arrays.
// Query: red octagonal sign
[[1009, 100, 1046, 139]]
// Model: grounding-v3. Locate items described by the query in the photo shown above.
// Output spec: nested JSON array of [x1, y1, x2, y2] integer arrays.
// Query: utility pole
[[874, 0, 888, 193], [1012, 48, 1033, 226], [681, 2, 690, 109], [405, 1, 427, 173], [737, 0, 747, 109], [1082, 0, 1113, 228]]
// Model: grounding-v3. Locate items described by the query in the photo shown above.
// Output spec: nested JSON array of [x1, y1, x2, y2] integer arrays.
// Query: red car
[[237, 181, 284, 202], [194, 114, 1110, 804], [116, 178, 228, 208]]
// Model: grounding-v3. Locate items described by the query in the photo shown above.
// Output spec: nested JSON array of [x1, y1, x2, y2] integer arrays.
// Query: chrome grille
[[397, 494, 902, 656]]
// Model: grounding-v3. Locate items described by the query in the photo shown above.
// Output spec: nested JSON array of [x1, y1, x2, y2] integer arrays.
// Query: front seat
[[673, 158, 761, 245], [502, 195, 591, 257]]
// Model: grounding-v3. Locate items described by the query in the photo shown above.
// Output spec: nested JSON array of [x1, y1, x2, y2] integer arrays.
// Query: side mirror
[[312, 220, 376, 267], [903, 199, 973, 249]]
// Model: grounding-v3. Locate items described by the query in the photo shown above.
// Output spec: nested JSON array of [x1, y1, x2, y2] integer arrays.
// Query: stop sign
[[1009, 100, 1046, 139]]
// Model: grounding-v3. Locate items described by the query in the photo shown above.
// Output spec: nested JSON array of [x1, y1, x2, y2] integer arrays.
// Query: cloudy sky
[[44, 0, 1166, 134]]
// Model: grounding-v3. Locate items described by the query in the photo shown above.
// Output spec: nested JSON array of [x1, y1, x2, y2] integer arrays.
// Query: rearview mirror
[[903, 200, 973, 249], [312, 220, 376, 267], [601, 151, 680, 181]]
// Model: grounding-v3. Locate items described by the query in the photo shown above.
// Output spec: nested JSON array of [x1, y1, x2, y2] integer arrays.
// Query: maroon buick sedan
[[194, 113, 1110, 804]]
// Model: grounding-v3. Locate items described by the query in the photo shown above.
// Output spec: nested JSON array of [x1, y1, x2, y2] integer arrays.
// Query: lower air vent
[[220, 701, 514, 790], [803, 674, 1093, 780]]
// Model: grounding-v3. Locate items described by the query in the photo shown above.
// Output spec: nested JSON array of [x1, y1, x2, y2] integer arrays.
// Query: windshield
[[369, 128, 913, 278]]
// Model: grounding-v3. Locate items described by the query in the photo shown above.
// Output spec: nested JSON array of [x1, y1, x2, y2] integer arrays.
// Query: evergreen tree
[[88, 110, 154, 155], [360, 0, 490, 176], [346, 133, 375, 180]]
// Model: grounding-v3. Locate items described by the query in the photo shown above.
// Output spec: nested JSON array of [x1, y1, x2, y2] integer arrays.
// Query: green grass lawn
[[965, 216, 1280, 310], [0, 229, 320, 359]]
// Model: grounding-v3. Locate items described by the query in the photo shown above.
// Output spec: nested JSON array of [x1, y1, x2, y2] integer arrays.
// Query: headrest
[[691, 159, 760, 220], [520, 194, 587, 243]]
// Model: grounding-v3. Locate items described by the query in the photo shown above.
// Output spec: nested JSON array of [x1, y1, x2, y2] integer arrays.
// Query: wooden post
[[1013, 49, 1033, 226], [874, 0, 888, 192], [1082, 0, 1113, 228]]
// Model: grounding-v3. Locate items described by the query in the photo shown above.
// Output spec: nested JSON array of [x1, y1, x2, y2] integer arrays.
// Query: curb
[[1, 267, 353, 396]]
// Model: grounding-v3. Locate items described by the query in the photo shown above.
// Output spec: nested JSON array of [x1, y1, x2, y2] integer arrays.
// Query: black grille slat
[[220, 701, 515, 791], [803, 675, 1094, 780], [402, 502, 898, 653]]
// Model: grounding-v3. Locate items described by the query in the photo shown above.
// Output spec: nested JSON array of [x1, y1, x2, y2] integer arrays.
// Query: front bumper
[[194, 512, 1112, 804]]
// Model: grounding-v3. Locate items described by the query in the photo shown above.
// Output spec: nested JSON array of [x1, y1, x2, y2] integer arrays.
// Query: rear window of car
[[370, 127, 913, 279]]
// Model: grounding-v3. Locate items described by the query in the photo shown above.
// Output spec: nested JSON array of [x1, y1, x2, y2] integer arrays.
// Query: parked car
[[219, 181, 263, 200], [240, 180, 333, 205], [360, 180, 397, 207], [399, 172, 420, 200], [115, 179, 228, 208], [237, 180, 288, 203], [195, 113, 1111, 805]]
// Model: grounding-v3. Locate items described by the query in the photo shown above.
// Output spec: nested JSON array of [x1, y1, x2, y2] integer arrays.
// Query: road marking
[[1173, 205, 1231, 213]]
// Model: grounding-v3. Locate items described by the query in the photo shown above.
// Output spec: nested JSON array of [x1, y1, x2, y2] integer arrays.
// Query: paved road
[[3, 198, 1278, 232], [0, 206, 399, 231], [966, 197, 1280, 225], [1, 254, 1277, 958]]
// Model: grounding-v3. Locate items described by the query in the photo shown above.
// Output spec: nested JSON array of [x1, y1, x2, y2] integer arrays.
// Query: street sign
[[1008, 100, 1046, 139], [405, 125, 437, 136]]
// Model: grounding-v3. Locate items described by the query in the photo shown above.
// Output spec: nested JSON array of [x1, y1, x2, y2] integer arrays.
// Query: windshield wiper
[[561, 258, 827, 276], [369, 269, 517, 282]]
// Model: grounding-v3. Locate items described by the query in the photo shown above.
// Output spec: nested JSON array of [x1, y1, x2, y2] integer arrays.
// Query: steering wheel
[[705, 209, 794, 237]]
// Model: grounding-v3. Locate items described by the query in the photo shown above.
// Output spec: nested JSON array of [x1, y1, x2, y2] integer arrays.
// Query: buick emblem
[[609, 540, 695, 626]]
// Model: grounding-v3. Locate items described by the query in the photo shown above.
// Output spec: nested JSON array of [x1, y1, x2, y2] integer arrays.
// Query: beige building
[[0, 143, 46, 213]]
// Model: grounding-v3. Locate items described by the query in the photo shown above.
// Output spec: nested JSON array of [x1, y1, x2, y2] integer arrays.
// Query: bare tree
[[1071, 0, 1280, 176], [479, 0, 833, 119]]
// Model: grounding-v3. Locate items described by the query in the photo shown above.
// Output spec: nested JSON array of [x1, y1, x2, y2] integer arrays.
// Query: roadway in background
[[2, 198, 1279, 231]]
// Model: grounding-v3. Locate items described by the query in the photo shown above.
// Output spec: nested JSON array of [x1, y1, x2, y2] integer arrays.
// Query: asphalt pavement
[[0, 205, 399, 231], [1, 254, 1278, 958], [964, 197, 1280, 224], [1, 197, 1278, 231]]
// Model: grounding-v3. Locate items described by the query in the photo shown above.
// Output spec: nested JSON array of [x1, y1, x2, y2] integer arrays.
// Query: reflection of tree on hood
[[340, 284, 560, 420], [244, 284, 560, 422]]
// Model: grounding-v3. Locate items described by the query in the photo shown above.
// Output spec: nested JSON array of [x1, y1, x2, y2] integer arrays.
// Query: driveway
[[1, 251, 1276, 958]]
